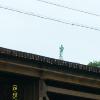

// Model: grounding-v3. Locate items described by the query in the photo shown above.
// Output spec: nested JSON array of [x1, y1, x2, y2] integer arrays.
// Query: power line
[[37, 0, 100, 17], [0, 5, 100, 31]]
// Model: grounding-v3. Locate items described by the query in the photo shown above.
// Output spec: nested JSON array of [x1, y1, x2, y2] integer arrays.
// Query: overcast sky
[[0, 0, 100, 64]]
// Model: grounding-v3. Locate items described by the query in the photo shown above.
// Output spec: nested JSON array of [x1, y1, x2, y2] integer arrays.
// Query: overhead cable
[[0, 5, 100, 31], [37, 0, 100, 17]]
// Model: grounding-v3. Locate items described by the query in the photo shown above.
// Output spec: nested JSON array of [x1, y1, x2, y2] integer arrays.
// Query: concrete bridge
[[0, 47, 100, 100]]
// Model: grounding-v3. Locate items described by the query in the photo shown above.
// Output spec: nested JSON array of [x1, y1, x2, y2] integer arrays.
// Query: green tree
[[88, 61, 100, 67]]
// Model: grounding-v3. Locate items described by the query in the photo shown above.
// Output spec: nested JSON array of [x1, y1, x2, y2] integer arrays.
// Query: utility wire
[[37, 0, 100, 17], [0, 5, 100, 31]]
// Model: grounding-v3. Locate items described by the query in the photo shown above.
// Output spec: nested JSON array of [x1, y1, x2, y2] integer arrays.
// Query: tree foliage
[[88, 61, 100, 67]]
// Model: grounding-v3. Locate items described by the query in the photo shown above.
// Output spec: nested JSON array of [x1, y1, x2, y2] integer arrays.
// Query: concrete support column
[[39, 79, 49, 100]]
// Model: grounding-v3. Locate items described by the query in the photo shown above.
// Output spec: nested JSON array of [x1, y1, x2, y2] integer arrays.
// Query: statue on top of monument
[[59, 44, 64, 60]]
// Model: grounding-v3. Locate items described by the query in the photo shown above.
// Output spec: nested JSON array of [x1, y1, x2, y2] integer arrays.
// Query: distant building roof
[[0, 47, 100, 75]]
